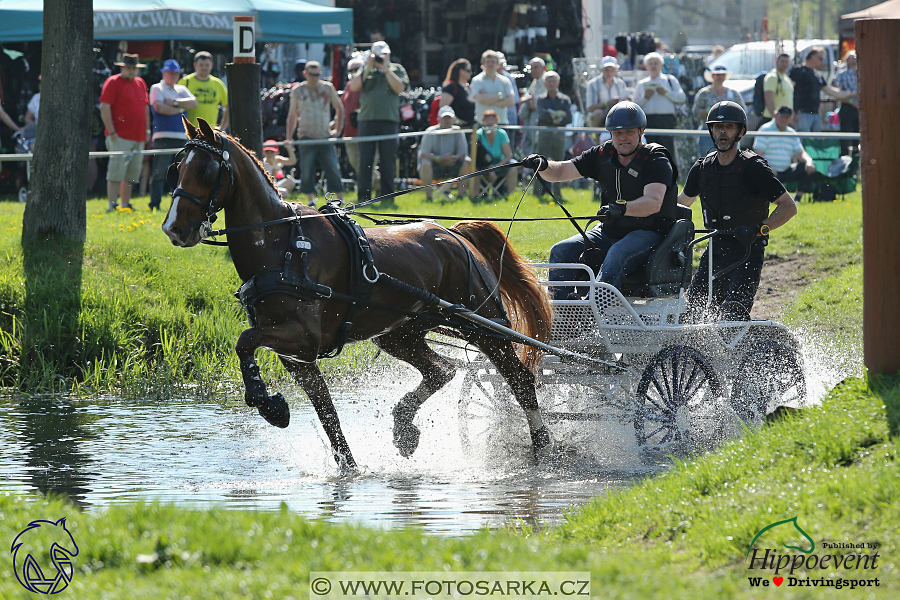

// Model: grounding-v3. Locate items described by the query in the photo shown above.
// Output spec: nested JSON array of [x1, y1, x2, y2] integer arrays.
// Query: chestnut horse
[[162, 118, 553, 469]]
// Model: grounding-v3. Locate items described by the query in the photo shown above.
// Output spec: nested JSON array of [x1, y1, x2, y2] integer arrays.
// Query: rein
[[197, 162, 597, 246]]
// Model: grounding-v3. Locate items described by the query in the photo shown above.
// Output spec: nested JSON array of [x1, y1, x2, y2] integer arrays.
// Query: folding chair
[[803, 137, 859, 200], [476, 173, 507, 199], [414, 177, 454, 201]]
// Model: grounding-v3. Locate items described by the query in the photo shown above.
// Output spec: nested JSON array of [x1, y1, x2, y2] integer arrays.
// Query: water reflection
[[13, 396, 99, 508], [0, 377, 662, 535]]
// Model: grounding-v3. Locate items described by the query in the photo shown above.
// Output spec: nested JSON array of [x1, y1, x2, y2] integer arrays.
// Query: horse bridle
[[167, 136, 234, 231]]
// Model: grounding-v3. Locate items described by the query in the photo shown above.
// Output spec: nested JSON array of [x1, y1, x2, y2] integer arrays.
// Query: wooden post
[[858, 19, 900, 375], [226, 16, 262, 158]]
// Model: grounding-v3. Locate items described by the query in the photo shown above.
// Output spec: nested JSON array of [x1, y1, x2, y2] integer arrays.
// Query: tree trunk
[[22, 0, 92, 244], [19, 0, 92, 390]]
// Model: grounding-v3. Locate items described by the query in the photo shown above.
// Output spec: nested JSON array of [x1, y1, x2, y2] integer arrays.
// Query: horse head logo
[[11, 518, 79, 594], [747, 516, 815, 558]]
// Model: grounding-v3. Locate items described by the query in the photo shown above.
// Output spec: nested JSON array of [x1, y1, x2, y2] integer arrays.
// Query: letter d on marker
[[233, 16, 255, 63]]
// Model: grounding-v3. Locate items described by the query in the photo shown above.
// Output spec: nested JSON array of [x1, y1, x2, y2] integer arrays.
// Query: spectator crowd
[[0, 37, 861, 208]]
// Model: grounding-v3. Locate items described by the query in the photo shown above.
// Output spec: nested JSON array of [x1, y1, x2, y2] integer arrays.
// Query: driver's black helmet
[[605, 101, 647, 130], [705, 101, 747, 149], [705, 101, 747, 133]]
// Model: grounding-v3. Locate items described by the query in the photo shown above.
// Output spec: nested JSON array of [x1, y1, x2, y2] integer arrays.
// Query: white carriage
[[455, 215, 806, 451]]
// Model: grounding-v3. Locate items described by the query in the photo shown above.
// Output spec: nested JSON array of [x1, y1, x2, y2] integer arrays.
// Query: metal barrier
[[0, 126, 861, 163]]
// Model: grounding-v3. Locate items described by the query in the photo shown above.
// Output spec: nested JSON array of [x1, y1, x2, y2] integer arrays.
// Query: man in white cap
[[349, 40, 409, 202], [585, 56, 629, 129], [634, 51, 686, 157], [417, 105, 471, 201]]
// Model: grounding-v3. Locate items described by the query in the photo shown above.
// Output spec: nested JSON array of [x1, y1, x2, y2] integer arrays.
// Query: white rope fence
[[0, 126, 861, 163]]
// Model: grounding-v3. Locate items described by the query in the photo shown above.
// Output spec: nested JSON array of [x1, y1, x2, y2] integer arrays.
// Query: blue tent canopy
[[0, 0, 353, 44]]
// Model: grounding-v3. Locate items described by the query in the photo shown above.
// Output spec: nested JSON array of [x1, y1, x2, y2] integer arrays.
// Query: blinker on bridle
[[167, 136, 234, 232]]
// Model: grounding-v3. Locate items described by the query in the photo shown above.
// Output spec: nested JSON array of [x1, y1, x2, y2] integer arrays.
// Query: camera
[[374, 56, 384, 64]]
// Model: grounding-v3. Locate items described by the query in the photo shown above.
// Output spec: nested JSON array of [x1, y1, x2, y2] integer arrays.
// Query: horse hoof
[[535, 441, 578, 464], [530, 425, 551, 451], [258, 392, 290, 428], [391, 402, 421, 458], [393, 423, 421, 458]]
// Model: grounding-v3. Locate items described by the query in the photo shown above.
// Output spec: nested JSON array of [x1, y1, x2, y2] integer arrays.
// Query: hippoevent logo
[[10, 518, 79, 594], [745, 516, 881, 590]]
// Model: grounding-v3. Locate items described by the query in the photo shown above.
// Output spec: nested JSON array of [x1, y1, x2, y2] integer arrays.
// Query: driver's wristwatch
[[759, 223, 771, 237]]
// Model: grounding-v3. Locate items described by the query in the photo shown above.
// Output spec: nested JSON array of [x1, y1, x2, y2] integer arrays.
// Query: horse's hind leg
[[472, 335, 551, 456], [284, 359, 357, 469], [373, 330, 458, 458]]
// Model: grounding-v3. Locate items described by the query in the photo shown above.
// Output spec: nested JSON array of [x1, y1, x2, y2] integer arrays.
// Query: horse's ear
[[197, 118, 217, 143], [183, 115, 198, 139]]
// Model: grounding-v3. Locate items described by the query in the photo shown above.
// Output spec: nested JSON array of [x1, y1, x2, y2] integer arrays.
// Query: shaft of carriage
[[433, 297, 624, 371]]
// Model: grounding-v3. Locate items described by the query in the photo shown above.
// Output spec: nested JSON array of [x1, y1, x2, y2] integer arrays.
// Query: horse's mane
[[197, 128, 284, 199]]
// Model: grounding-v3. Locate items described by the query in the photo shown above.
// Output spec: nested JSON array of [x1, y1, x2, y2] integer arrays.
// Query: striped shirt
[[752, 120, 803, 173], [832, 68, 858, 95]]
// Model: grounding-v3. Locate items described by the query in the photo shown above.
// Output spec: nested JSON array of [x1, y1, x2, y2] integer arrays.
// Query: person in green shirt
[[348, 41, 409, 201], [178, 51, 229, 130]]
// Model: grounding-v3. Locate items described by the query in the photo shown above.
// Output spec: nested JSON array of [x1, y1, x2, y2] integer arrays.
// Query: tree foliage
[[766, 0, 886, 40]]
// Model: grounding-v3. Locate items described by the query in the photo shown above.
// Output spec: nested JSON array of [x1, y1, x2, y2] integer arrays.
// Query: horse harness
[[235, 204, 509, 358], [167, 137, 234, 234]]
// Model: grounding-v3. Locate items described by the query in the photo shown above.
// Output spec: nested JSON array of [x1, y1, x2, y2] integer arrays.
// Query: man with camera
[[523, 102, 678, 299], [349, 41, 409, 202]]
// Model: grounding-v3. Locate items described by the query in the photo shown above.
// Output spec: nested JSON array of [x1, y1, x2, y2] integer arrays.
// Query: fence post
[[226, 16, 262, 158], [858, 18, 900, 375]]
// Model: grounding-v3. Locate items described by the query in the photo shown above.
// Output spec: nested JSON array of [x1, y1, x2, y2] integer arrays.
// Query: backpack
[[813, 183, 837, 202], [428, 96, 441, 127], [260, 83, 298, 140], [751, 71, 767, 116]]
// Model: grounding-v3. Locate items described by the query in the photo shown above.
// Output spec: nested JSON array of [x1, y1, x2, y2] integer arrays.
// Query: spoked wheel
[[732, 340, 806, 424], [457, 360, 528, 454], [634, 346, 722, 446]]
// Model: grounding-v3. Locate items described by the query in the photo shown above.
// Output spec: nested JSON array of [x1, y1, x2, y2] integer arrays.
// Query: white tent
[[840, 0, 900, 38]]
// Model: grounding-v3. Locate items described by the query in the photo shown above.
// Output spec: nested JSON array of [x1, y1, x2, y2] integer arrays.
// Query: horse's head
[[162, 117, 234, 247]]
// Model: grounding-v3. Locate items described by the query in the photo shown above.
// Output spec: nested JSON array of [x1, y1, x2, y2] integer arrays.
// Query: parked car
[[708, 39, 839, 107]]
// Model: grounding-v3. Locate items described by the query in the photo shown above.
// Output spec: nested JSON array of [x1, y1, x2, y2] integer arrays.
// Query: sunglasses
[[306, 72, 321, 77]]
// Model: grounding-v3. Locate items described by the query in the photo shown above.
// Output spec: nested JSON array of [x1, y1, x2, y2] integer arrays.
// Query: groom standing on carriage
[[523, 102, 679, 299], [677, 101, 797, 322]]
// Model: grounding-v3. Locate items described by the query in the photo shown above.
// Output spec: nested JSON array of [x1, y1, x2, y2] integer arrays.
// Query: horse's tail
[[450, 220, 552, 372]]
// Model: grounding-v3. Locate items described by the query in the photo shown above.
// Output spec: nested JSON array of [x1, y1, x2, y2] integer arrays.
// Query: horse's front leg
[[285, 360, 357, 470], [236, 327, 291, 428]]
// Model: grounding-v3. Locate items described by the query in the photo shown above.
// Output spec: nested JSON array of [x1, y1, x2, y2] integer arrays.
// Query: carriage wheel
[[457, 359, 527, 453], [634, 346, 722, 446], [732, 340, 806, 424]]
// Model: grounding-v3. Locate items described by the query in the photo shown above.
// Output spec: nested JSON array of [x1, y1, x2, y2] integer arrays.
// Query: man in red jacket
[[99, 54, 150, 211]]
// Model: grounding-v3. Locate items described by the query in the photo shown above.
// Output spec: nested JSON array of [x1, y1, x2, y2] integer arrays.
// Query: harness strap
[[316, 207, 378, 358]]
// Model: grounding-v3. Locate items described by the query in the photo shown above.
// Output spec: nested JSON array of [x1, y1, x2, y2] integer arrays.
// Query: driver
[[523, 101, 678, 299], [677, 101, 797, 322]]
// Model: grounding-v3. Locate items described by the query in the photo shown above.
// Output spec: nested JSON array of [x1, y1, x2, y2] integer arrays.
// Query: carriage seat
[[619, 205, 695, 298]]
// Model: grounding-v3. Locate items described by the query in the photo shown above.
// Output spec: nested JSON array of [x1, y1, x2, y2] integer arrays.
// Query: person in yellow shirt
[[178, 51, 229, 129], [760, 53, 793, 127]]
